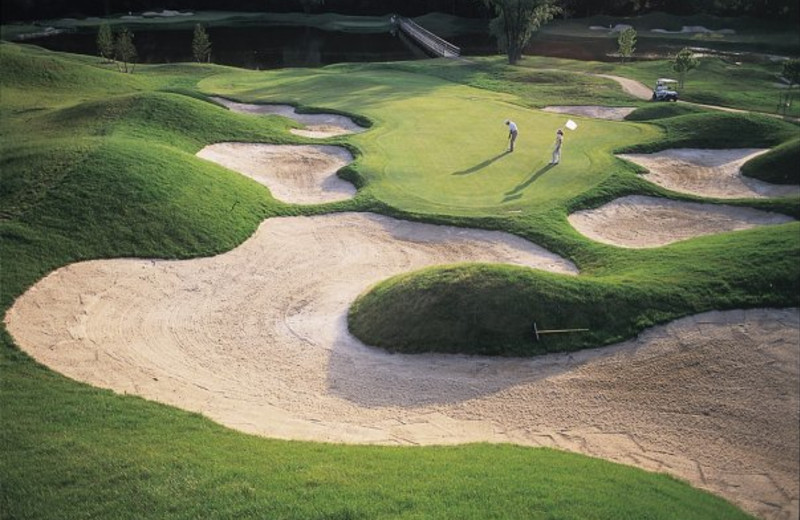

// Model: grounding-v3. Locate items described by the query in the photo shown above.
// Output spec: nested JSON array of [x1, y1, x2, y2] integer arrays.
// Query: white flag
[[565, 119, 578, 131]]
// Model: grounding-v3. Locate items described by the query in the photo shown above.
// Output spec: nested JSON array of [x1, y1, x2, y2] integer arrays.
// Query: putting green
[[200, 66, 660, 215]]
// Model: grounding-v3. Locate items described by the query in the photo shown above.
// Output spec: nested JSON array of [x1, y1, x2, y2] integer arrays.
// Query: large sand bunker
[[619, 148, 800, 199], [211, 96, 366, 138], [569, 195, 794, 248], [197, 143, 356, 204], [5, 242, 798, 519]]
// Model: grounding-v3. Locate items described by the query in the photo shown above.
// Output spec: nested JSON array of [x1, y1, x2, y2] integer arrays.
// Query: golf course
[[1, 10, 799, 520]]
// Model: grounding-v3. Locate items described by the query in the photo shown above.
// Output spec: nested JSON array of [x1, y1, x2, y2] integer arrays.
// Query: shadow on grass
[[452, 151, 510, 176], [503, 163, 556, 201]]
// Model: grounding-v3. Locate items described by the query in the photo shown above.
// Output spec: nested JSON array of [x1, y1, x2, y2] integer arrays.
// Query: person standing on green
[[550, 129, 564, 164], [505, 120, 518, 152]]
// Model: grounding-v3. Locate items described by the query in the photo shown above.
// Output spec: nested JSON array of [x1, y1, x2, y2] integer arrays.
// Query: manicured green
[[1, 36, 792, 519]]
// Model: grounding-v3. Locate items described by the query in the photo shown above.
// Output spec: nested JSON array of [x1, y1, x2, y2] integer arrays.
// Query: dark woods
[[2, 0, 798, 22]]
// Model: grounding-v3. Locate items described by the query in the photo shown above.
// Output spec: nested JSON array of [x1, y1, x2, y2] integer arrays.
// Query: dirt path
[[569, 195, 794, 248], [197, 143, 356, 204], [618, 148, 800, 199], [594, 74, 653, 100]]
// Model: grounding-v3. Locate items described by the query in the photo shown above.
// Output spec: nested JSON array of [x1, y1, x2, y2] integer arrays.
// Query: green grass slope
[[741, 137, 800, 185]]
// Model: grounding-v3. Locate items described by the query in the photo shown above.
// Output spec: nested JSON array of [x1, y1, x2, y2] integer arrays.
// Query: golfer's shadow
[[503, 163, 555, 202], [452, 151, 510, 176]]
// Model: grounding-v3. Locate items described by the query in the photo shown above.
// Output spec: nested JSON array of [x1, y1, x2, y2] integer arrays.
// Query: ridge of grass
[[740, 137, 800, 184]]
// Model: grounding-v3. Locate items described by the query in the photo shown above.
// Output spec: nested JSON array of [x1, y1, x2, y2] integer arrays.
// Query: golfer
[[505, 120, 518, 152], [551, 129, 564, 164]]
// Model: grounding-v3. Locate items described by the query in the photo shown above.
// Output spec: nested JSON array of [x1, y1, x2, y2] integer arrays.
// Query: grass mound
[[350, 264, 661, 356], [741, 138, 800, 185], [624, 102, 708, 121], [349, 221, 800, 357], [619, 111, 800, 152]]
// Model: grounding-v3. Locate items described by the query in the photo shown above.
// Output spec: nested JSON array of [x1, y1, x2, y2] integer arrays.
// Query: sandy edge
[[197, 143, 356, 204], [211, 96, 366, 138]]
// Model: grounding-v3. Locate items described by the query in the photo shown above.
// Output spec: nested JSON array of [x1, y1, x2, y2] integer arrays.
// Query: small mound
[[568, 195, 794, 248], [740, 138, 800, 185], [618, 148, 800, 199], [542, 105, 636, 121], [197, 143, 355, 204], [211, 96, 365, 138]]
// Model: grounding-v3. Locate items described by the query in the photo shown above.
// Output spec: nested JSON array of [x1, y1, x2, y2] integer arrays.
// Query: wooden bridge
[[392, 15, 461, 59]]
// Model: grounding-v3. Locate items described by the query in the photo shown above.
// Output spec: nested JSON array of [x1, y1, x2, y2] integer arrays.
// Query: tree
[[782, 58, 800, 89], [97, 23, 114, 63], [192, 24, 212, 63], [482, 0, 562, 65], [671, 47, 699, 89], [617, 26, 636, 62], [115, 27, 137, 73], [779, 58, 800, 115]]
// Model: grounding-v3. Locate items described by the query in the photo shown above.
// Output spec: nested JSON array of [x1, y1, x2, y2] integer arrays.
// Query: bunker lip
[[197, 143, 356, 204], [568, 194, 794, 248], [210, 96, 366, 138], [542, 105, 636, 121], [618, 148, 800, 199]]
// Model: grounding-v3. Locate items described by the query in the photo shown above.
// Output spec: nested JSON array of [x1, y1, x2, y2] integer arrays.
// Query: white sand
[[197, 143, 356, 204], [542, 105, 637, 121], [211, 96, 366, 138], [569, 195, 794, 248], [619, 148, 800, 199]]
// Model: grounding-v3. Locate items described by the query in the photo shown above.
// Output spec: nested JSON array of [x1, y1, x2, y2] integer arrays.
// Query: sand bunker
[[652, 26, 735, 34], [619, 148, 800, 199], [5, 235, 798, 519], [197, 143, 356, 204], [569, 195, 794, 248], [542, 105, 636, 121], [211, 96, 366, 138]]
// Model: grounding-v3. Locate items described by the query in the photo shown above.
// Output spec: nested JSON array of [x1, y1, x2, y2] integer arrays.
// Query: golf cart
[[652, 78, 679, 102]]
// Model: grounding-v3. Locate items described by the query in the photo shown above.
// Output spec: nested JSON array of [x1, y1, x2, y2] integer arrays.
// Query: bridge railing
[[392, 15, 461, 58]]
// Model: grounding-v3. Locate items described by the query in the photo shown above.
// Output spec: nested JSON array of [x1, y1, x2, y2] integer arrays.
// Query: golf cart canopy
[[657, 78, 678, 84]]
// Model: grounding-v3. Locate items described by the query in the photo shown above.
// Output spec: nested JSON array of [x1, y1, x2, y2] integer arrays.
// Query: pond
[[18, 21, 782, 68], [21, 25, 497, 69]]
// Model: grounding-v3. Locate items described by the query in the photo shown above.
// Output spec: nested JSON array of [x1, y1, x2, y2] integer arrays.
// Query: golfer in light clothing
[[505, 120, 518, 152], [551, 129, 564, 164]]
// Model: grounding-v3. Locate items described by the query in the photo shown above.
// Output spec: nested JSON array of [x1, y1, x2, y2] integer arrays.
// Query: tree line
[[3, 0, 797, 22]]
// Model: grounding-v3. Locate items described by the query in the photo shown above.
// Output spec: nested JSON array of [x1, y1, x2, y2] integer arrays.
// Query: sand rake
[[533, 322, 589, 341]]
